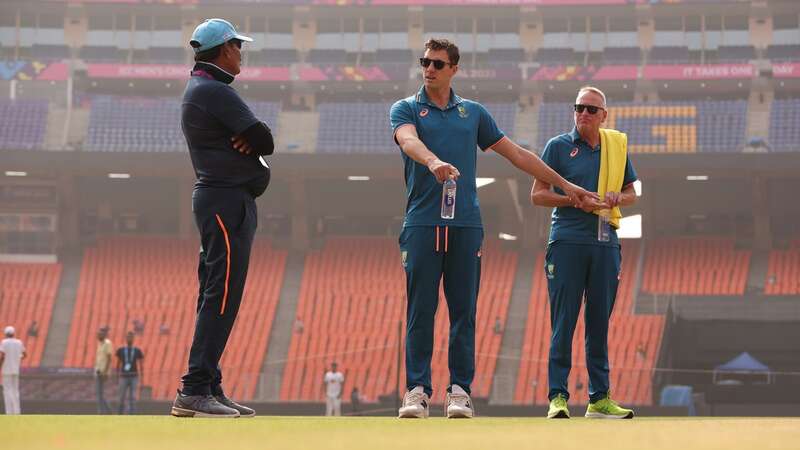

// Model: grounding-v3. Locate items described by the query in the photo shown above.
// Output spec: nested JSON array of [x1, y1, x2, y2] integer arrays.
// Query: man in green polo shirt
[[390, 38, 595, 419], [532, 86, 638, 419]]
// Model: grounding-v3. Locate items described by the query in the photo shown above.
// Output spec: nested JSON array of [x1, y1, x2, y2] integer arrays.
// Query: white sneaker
[[398, 386, 429, 418], [446, 385, 474, 419]]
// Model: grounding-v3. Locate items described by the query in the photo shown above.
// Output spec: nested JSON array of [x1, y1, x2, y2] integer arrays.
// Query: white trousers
[[2, 374, 21, 415], [325, 396, 342, 416]]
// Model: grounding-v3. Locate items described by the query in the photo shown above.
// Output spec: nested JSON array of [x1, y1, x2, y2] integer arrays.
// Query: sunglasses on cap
[[574, 104, 604, 114], [420, 57, 454, 70]]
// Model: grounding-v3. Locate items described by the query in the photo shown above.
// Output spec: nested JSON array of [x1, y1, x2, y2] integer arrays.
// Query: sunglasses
[[420, 57, 454, 70], [574, 104, 604, 114]]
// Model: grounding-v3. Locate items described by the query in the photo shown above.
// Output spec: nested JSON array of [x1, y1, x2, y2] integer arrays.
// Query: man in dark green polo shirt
[[532, 86, 638, 419], [390, 38, 595, 419]]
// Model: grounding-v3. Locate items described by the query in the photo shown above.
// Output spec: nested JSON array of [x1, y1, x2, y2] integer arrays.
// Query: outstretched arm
[[490, 137, 598, 205]]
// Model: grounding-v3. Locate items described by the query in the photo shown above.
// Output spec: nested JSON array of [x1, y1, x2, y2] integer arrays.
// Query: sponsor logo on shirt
[[570, 148, 579, 158], [419, 108, 429, 118]]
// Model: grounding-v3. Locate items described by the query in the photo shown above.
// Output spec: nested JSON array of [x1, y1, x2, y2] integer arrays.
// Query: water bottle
[[597, 210, 611, 242], [441, 178, 456, 219]]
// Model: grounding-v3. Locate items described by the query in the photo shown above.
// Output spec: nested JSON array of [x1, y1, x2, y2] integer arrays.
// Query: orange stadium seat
[[0, 263, 62, 367], [62, 236, 286, 400], [279, 237, 517, 403], [765, 243, 800, 295], [641, 237, 751, 295], [514, 242, 664, 406]]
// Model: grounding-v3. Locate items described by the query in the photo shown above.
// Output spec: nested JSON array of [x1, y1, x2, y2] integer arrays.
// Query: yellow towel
[[595, 128, 627, 229]]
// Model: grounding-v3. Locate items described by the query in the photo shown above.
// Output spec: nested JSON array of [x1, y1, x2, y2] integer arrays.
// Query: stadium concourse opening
[[0, 0, 799, 434]]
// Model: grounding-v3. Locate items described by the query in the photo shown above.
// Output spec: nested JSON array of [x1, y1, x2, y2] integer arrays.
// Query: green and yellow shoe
[[547, 394, 570, 419], [585, 395, 634, 419]]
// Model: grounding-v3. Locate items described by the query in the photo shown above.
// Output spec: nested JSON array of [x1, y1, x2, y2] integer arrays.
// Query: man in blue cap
[[171, 18, 274, 418]]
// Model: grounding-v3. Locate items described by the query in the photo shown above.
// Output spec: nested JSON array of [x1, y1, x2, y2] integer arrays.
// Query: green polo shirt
[[541, 127, 638, 247], [389, 87, 505, 228]]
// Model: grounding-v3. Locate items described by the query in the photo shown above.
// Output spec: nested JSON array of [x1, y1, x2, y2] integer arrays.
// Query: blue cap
[[190, 18, 253, 53]]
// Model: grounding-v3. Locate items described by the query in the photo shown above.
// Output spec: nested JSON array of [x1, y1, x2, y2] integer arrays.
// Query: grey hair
[[577, 86, 607, 108]]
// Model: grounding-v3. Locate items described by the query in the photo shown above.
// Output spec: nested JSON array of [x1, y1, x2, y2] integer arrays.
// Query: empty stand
[[766, 44, 800, 61], [30, 44, 70, 60], [317, 103, 396, 154], [317, 102, 517, 154], [537, 101, 747, 153], [0, 100, 49, 151], [514, 241, 663, 406], [713, 45, 756, 63], [86, 96, 280, 153], [642, 237, 751, 295], [769, 98, 800, 152], [765, 242, 800, 295], [0, 263, 62, 367], [62, 236, 287, 400], [280, 237, 517, 403], [79, 46, 125, 62], [649, 46, 690, 64], [536, 48, 577, 66], [602, 47, 642, 65]]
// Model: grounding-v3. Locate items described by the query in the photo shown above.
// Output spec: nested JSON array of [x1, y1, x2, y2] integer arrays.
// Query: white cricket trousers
[[2, 374, 21, 415], [325, 396, 341, 416]]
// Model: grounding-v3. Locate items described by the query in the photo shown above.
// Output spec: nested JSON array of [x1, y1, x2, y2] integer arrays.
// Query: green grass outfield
[[2, 416, 799, 450]]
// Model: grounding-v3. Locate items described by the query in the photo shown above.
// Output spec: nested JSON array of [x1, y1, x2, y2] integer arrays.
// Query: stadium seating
[[374, 49, 413, 64], [62, 236, 287, 400], [85, 95, 280, 152], [536, 48, 577, 66], [486, 48, 526, 64], [537, 101, 747, 153], [79, 46, 125, 62], [280, 237, 517, 403], [766, 44, 800, 61], [30, 44, 70, 60], [765, 242, 800, 295], [317, 103, 397, 154], [641, 237, 751, 295], [602, 47, 642, 65], [769, 98, 800, 152], [714, 45, 756, 63], [0, 263, 62, 367], [308, 49, 348, 64], [146, 47, 187, 64], [0, 99, 49, 151], [316, 102, 517, 154], [649, 46, 691, 64], [514, 242, 663, 406], [250, 48, 299, 65]]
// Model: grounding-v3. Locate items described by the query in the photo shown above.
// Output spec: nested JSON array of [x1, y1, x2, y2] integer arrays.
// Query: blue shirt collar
[[415, 86, 463, 110], [569, 127, 601, 151], [569, 127, 582, 144]]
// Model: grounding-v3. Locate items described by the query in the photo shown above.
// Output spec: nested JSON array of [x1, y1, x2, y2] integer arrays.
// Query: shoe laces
[[404, 390, 426, 407], [607, 397, 619, 406], [448, 392, 470, 409], [198, 394, 217, 408], [552, 394, 567, 408], [595, 396, 620, 411]]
